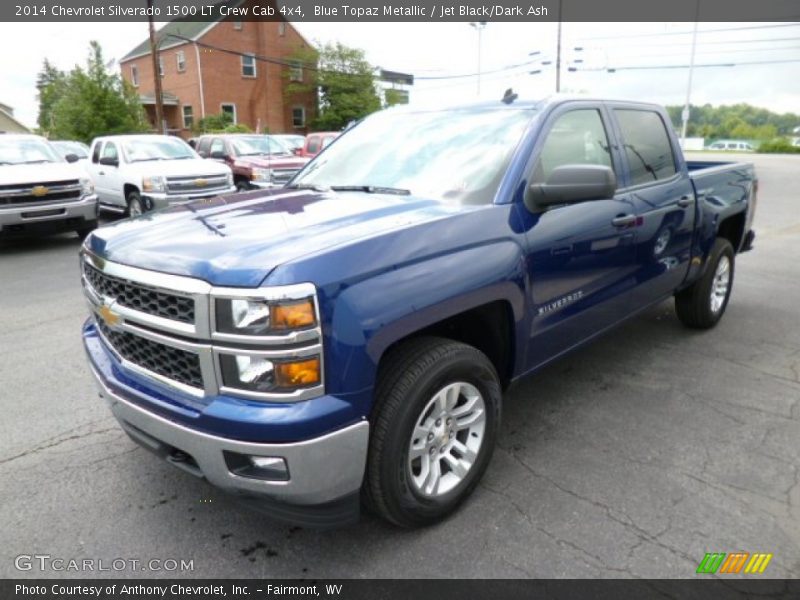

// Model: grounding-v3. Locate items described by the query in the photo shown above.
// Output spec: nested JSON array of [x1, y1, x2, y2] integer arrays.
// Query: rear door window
[[614, 109, 677, 186], [306, 136, 320, 154]]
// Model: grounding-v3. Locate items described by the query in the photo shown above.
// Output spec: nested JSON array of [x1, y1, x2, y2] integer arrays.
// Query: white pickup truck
[[0, 134, 97, 239], [87, 135, 235, 216]]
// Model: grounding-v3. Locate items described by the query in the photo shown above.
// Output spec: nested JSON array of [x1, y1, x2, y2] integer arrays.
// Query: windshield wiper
[[285, 183, 330, 191], [330, 185, 411, 195], [20, 160, 54, 164]]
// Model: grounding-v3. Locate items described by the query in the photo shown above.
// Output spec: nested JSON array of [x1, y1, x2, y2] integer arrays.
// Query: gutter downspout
[[194, 42, 206, 118]]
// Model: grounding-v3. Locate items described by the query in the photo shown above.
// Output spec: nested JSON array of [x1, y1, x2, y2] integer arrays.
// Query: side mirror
[[65, 153, 80, 163], [525, 164, 616, 211], [210, 150, 227, 160], [99, 156, 119, 167]]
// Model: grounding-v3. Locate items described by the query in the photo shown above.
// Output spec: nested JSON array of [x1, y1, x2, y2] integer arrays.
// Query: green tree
[[285, 42, 381, 131], [666, 103, 800, 141], [36, 59, 67, 134], [47, 41, 148, 143], [192, 112, 251, 134]]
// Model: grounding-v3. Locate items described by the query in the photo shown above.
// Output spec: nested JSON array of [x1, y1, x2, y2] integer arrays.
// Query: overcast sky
[[2, 21, 798, 128]]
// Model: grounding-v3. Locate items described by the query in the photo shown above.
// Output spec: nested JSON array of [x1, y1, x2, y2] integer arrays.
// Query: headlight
[[215, 297, 316, 336], [219, 354, 321, 394], [142, 175, 166, 193], [79, 177, 94, 196], [250, 168, 272, 183]]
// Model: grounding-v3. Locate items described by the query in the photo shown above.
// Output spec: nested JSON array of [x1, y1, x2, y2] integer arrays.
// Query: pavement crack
[[0, 426, 119, 466]]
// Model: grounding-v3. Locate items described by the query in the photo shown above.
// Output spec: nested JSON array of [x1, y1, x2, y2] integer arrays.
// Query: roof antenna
[[502, 88, 518, 105]]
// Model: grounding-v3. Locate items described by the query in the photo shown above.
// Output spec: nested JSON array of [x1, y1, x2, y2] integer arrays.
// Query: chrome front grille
[[0, 180, 82, 207], [83, 262, 195, 324], [96, 320, 203, 389], [166, 174, 229, 195], [271, 169, 300, 184], [81, 252, 325, 401]]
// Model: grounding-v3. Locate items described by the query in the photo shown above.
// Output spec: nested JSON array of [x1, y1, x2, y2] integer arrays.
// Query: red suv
[[196, 134, 309, 191]]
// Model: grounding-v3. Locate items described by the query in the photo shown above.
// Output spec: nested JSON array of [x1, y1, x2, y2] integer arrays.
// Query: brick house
[[119, 10, 316, 138]]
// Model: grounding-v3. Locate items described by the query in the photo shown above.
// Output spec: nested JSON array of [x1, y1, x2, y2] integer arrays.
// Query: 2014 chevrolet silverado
[[80, 97, 757, 528]]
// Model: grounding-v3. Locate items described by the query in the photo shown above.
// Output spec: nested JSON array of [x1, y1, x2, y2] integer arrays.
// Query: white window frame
[[233, 20, 243, 30], [221, 103, 237, 125], [292, 106, 306, 128], [278, 22, 286, 36], [176, 50, 186, 73], [182, 105, 193, 129], [289, 61, 303, 82], [241, 53, 256, 78], [130, 64, 139, 87], [158, 55, 164, 77]]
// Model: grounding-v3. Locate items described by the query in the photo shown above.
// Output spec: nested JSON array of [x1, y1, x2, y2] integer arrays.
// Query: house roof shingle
[[121, 21, 215, 62]]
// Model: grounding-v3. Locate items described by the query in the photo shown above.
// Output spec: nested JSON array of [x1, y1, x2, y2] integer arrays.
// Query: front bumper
[[143, 186, 236, 210], [88, 361, 368, 526], [0, 194, 97, 235]]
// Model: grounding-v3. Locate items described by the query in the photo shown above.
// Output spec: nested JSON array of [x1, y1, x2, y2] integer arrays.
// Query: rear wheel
[[236, 179, 251, 192], [125, 190, 144, 217], [675, 238, 735, 329], [363, 337, 501, 528]]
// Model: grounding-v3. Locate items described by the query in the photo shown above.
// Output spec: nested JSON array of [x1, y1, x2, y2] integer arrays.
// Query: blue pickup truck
[[81, 97, 757, 528]]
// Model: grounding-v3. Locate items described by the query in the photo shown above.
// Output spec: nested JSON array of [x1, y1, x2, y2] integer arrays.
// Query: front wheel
[[363, 337, 501, 528], [675, 238, 735, 329], [125, 190, 144, 218]]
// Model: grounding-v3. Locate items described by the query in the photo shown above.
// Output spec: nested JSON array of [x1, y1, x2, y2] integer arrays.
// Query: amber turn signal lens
[[270, 299, 316, 329], [274, 357, 321, 388]]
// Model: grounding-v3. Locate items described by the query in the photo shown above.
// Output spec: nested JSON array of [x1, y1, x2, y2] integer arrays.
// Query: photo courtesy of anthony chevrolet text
[[0, 0, 798, 598]]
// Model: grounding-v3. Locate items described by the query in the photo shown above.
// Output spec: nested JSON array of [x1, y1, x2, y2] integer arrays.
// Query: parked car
[[272, 134, 306, 155], [298, 131, 339, 158], [196, 134, 308, 191], [81, 97, 757, 528], [0, 134, 97, 238], [707, 140, 755, 152], [87, 134, 234, 216]]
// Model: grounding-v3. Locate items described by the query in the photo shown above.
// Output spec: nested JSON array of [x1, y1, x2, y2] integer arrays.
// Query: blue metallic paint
[[82, 98, 756, 444]]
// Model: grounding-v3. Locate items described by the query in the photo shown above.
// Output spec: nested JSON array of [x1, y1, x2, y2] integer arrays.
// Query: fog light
[[224, 451, 289, 481]]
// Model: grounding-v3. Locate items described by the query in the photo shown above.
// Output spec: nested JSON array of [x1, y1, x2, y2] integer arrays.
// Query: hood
[[86, 189, 471, 287], [124, 158, 230, 178], [0, 162, 87, 186], [232, 155, 308, 170]]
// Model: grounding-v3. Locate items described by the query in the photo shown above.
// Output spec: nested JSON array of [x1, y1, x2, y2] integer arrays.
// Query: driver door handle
[[677, 195, 694, 208], [612, 214, 636, 227]]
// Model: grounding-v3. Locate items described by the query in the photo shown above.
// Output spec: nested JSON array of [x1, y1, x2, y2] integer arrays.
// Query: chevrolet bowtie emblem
[[98, 304, 121, 328], [31, 185, 49, 197], [194, 179, 207, 187]]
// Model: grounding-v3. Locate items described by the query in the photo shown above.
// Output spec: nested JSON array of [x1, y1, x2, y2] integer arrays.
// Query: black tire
[[363, 337, 502, 528], [675, 238, 735, 329], [75, 220, 98, 240], [125, 190, 144, 218], [236, 179, 251, 192]]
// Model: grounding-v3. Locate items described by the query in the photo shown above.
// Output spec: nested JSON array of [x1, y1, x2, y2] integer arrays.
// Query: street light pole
[[680, 0, 701, 146], [469, 21, 486, 97], [147, 0, 165, 134], [555, 0, 563, 92]]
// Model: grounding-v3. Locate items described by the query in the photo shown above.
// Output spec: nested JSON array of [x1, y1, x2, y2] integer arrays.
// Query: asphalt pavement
[[1, 153, 798, 578]]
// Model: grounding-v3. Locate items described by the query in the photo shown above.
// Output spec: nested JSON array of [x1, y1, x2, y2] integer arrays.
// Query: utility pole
[[555, 0, 563, 93], [469, 21, 486, 97], [680, 0, 701, 146], [147, 0, 165, 133]]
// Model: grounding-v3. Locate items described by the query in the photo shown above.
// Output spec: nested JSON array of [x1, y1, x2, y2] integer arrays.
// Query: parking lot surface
[[1, 154, 798, 578]]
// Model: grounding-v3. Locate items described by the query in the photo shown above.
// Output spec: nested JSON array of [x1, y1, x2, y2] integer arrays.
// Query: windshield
[[52, 141, 89, 159], [292, 106, 535, 204], [0, 138, 64, 165], [230, 136, 293, 157], [275, 135, 305, 150], [123, 137, 196, 162]]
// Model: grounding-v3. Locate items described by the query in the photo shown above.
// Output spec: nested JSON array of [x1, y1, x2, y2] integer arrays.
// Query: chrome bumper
[[144, 186, 236, 209], [88, 363, 369, 507], [0, 194, 97, 229]]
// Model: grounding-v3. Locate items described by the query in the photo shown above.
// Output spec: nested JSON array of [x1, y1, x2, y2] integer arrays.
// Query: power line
[[573, 57, 800, 72], [571, 22, 800, 42]]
